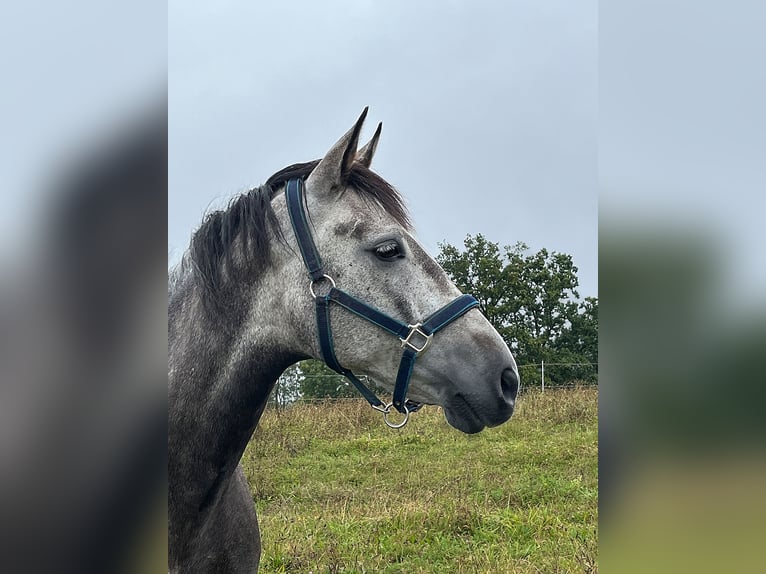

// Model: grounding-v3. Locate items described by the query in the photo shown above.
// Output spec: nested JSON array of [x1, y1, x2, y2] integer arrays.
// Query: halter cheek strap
[[285, 178, 479, 427]]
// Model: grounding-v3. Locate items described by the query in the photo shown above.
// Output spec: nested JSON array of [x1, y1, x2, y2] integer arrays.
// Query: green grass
[[242, 388, 598, 573]]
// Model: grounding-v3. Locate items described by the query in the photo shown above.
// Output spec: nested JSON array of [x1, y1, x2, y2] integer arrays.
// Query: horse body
[[169, 109, 519, 572]]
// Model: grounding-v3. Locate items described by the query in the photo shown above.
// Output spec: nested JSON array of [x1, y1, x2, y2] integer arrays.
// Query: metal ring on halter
[[309, 274, 336, 299], [379, 402, 410, 429]]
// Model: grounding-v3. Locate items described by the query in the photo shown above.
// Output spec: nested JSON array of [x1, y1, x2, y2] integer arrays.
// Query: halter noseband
[[285, 179, 479, 428]]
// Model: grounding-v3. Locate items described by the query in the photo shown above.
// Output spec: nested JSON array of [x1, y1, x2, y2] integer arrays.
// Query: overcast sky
[[169, 1, 597, 297]]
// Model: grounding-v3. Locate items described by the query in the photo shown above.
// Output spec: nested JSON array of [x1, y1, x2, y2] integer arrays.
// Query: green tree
[[437, 234, 597, 385], [269, 364, 302, 408], [299, 359, 359, 399], [557, 297, 598, 364]]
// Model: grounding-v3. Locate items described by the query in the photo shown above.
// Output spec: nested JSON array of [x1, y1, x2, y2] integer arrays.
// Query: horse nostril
[[501, 368, 519, 403]]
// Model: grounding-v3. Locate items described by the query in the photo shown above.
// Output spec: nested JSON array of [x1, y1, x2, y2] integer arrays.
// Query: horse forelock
[[265, 160, 412, 230], [183, 160, 411, 314]]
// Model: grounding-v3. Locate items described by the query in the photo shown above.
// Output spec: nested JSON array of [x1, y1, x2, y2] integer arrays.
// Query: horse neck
[[168, 267, 302, 521]]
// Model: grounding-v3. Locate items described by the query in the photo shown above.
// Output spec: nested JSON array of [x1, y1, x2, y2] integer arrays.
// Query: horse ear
[[355, 122, 382, 168], [306, 107, 368, 192]]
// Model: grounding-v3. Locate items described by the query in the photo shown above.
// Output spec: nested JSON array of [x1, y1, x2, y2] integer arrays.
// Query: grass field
[[242, 387, 598, 573]]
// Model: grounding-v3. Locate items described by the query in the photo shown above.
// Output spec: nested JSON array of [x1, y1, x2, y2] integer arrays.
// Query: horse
[[168, 108, 520, 572]]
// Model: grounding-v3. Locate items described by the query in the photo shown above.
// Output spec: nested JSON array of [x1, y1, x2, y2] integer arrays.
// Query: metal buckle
[[372, 402, 410, 429], [400, 323, 433, 354], [309, 274, 336, 299]]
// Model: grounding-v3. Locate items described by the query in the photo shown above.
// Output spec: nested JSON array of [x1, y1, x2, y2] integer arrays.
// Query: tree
[[557, 297, 598, 365], [299, 359, 359, 399], [437, 234, 598, 385], [269, 359, 370, 407], [269, 364, 302, 408]]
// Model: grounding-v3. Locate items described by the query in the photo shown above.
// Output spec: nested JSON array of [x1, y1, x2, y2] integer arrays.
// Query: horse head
[[267, 109, 519, 433]]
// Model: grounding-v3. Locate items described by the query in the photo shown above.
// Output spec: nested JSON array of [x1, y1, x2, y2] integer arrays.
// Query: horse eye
[[374, 240, 404, 261]]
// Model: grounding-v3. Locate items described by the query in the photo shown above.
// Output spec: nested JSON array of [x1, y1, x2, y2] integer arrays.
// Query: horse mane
[[183, 160, 411, 313]]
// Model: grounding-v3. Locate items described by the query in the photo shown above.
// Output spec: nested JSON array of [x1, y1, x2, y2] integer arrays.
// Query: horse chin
[[442, 396, 488, 435], [444, 412, 486, 434], [441, 394, 515, 435]]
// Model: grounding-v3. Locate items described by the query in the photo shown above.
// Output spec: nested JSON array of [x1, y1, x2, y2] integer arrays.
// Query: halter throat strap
[[285, 179, 479, 424]]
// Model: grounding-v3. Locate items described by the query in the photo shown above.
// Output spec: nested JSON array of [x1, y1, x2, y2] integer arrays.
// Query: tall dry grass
[[243, 387, 598, 573]]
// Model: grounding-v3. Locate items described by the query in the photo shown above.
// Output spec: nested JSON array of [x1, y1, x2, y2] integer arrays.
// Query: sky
[[168, 1, 597, 297]]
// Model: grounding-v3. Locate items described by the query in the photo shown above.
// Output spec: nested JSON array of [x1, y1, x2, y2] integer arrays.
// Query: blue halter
[[285, 178, 479, 428]]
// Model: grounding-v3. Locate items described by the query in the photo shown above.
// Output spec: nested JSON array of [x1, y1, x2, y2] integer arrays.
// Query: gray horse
[[168, 109, 519, 572]]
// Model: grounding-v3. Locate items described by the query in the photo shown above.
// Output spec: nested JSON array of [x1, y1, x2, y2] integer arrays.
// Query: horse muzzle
[[442, 366, 519, 434]]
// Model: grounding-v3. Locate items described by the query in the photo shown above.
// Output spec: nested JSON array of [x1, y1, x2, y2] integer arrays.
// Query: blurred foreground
[[0, 105, 168, 573], [0, 3, 167, 570], [600, 226, 766, 572], [600, 1, 766, 570]]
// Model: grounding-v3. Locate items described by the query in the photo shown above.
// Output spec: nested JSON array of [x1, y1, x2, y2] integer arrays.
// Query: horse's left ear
[[307, 107, 368, 193], [355, 122, 382, 168]]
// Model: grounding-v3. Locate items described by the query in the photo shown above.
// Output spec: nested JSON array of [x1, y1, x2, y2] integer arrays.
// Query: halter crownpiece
[[285, 178, 479, 428]]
